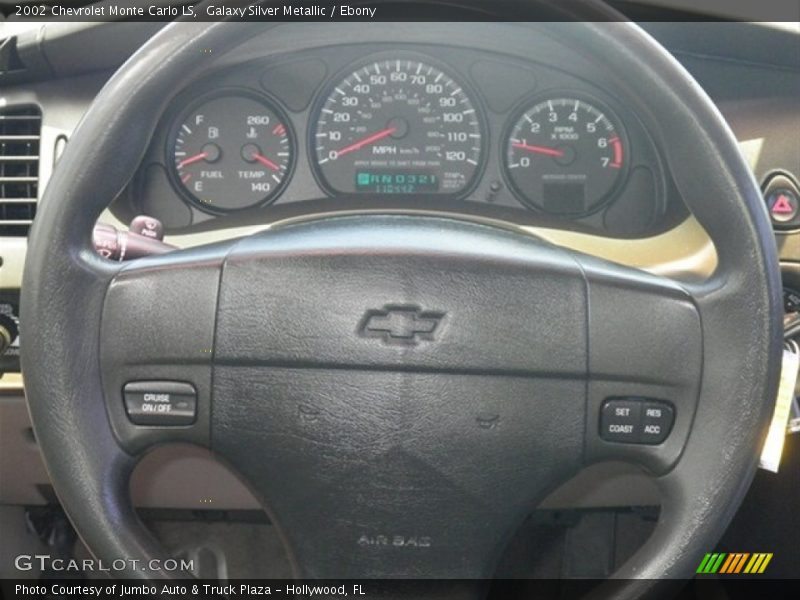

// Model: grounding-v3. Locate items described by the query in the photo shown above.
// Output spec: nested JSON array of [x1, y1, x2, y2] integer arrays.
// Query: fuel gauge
[[169, 91, 294, 212]]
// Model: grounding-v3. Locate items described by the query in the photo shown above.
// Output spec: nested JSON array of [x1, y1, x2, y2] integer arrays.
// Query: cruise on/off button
[[123, 381, 197, 426]]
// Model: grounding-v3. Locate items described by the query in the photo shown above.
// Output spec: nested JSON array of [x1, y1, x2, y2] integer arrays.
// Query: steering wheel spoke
[[577, 256, 703, 472], [99, 243, 233, 453]]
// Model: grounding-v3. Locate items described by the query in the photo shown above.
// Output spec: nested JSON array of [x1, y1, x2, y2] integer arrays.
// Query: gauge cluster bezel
[[121, 40, 673, 238]]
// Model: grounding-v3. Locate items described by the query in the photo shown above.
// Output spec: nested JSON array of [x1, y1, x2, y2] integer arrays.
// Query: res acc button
[[123, 381, 197, 426]]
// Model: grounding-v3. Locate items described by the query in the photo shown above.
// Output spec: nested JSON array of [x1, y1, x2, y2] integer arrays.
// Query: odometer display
[[504, 97, 627, 214], [355, 170, 439, 194], [313, 59, 484, 196]]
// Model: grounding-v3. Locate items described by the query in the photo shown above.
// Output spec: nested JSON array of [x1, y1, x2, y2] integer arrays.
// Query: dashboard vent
[[0, 106, 40, 237]]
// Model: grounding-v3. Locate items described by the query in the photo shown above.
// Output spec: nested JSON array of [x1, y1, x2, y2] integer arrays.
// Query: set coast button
[[599, 399, 641, 443]]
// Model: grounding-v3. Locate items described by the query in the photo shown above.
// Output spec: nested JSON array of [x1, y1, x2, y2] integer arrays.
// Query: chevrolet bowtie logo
[[359, 305, 445, 345]]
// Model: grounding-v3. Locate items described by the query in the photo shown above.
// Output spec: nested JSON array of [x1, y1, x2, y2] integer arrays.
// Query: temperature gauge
[[169, 91, 294, 212]]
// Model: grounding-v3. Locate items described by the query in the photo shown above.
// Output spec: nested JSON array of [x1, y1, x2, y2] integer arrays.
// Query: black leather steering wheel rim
[[21, 10, 782, 598]]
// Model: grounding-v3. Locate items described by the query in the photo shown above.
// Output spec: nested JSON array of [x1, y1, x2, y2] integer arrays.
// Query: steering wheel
[[21, 9, 782, 599]]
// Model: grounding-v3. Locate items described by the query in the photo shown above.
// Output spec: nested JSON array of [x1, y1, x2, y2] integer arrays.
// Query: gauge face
[[504, 97, 627, 214], [170, 93, 293, 212], [313, 59, 484, 196]]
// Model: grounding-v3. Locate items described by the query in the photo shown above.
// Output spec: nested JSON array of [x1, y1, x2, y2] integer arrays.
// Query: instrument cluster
[[127, 43, 673, 237]]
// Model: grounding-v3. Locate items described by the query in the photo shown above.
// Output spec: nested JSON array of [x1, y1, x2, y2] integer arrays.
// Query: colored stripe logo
[[697, 553, 773, 574]]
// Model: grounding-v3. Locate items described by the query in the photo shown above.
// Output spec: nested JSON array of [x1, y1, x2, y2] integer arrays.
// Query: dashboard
[[114, 35, 680, 239]]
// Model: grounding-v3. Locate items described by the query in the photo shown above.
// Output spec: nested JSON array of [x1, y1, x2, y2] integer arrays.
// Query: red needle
[[252, 152, 281, 172], [335, 127, 397, 158], [177, 151, 208, 169], [512, 142, 565, 158]]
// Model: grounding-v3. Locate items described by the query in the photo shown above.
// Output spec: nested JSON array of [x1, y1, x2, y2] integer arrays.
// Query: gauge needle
[[512, 142, 565, 158], [251, 152, 281, 172], [335, 127, 397, 158], [177, 151, 208, 169]]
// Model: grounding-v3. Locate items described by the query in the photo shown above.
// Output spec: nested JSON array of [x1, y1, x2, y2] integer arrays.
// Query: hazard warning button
[[763, 173, 800, 229], [767, 189, 799, 224]]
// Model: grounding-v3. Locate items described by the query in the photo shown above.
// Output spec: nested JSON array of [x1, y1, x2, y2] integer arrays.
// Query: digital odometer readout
[[355, 171, 438, 194], [313, 58, 484, 196]]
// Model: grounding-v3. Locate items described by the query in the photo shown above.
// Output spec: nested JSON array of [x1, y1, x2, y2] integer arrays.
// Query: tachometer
[[312, 59, 484, 196], [504, 97, 627, 214], [169, 91, 294, 212]]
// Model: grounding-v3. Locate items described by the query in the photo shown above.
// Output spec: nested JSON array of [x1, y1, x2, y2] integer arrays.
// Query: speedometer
[[312, 58, 484, 196]]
